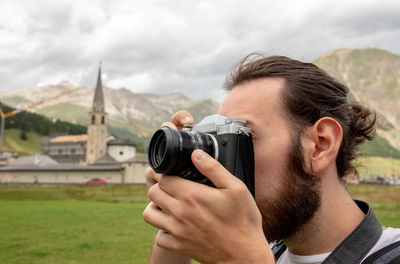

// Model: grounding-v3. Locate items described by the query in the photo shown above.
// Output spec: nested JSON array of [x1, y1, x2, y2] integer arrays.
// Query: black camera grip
[[216, 134, 255, 197]]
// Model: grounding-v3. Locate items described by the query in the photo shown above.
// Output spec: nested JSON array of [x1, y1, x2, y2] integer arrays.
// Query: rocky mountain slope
[[0, 81, 220, 143], [314, 48, 400, 149]]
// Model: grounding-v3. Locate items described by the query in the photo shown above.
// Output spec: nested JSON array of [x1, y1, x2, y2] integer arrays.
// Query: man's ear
[[307, 117, 343, 174]]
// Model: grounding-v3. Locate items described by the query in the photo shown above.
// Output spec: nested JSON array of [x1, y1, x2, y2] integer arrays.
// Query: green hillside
[[362, 135, 400, 159], [0, 101, 87, 155], [185, 98, 220, 123], [0, 95, 32, 106], [2, 129, 42, 155], [36, 103, 89, 125], [0, 102, 87, 136], [0, 101, 149, 154]]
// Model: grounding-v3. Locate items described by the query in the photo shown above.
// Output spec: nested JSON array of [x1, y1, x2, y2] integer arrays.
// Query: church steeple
[[86, 62, 107, 164], [92, 62, 105, 112]]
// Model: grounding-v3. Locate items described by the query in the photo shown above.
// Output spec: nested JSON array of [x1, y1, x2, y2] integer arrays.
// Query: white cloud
[[0, 0, 399, 102]]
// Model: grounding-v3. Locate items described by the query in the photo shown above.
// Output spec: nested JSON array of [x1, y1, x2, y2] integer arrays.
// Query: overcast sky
[[1, 0, 399, 102]]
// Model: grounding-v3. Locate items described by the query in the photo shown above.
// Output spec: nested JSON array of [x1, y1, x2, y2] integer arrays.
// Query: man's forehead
[[219, 77, 285, 117]]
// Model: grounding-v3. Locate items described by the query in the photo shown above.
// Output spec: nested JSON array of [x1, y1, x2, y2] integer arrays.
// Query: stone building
[[45, 135, 87, 163], [0, 153, 146, 185], [0, 64, 148, 184], [45, 134, 137, 165]]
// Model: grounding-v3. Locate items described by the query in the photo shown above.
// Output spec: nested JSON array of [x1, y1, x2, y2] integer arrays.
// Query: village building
[[0, 64, 148, 185], [0, 151, 18, 166]]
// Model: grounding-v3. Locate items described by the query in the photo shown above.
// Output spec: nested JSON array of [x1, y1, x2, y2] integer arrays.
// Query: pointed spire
[[92, 61, 105, 112]]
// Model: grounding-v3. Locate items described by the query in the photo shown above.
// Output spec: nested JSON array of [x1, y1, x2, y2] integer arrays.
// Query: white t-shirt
[[276, 227, 400, 264]]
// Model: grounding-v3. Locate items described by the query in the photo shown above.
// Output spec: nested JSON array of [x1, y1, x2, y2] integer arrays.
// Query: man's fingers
[[161, 111, 193, 130], [155, 230, 182, 252], [171, 110, 194, 129], [158, 174, 213, 201], [161, 121, 177, 129], [145, 167, 161, 187], [157, 150, 242, 197], [148, 183, 180, 215], [191, 149, 242, 189], [142, 202, 175, 233]]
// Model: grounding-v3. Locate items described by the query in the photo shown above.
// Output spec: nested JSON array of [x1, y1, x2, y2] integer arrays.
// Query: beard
[[258, 133, 321, 242]]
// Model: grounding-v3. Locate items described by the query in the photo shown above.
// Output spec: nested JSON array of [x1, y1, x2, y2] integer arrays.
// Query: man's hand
[[144, 110, 193, 264], [143, 149, 274, 263]]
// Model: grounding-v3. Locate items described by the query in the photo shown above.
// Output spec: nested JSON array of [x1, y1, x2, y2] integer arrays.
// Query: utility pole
[[0, 115, 4, 153], [390, 149, 394, 176]]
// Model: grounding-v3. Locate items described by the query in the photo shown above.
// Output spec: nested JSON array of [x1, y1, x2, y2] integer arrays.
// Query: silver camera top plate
[[193, 114, 252, 136]]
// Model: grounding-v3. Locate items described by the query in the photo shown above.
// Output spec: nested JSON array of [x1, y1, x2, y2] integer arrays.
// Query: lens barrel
[[148, 126, 216, 182]]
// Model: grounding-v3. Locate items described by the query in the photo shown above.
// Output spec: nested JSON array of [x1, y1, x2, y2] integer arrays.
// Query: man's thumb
[[191, 149, 238, 189]]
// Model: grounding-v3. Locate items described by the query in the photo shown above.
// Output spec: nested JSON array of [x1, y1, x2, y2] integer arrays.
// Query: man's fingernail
[[184, 116, 193, 123], [193, 150, 206, 161]]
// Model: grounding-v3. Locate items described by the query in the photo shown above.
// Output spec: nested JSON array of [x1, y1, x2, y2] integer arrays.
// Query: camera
[[148, 114, 255, 196]]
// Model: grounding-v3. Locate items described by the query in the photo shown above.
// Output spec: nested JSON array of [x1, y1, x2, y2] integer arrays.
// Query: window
[[91, 115, 95, 124], [71, 149, 76, 154], [101, 115, 105, 124], [58, 149, 63, 154]]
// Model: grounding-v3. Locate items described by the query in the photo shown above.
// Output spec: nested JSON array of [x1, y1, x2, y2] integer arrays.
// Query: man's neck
[[283, 173, 365, 256]]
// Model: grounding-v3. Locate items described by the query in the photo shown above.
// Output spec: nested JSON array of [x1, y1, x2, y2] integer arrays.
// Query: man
[[142, 55, 400, 263]]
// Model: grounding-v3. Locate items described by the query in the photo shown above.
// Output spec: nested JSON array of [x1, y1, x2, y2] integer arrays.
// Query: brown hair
[[224, 54, 376, 178]]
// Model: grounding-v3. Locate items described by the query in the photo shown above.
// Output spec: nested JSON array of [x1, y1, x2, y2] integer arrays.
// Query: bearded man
[[143, 55, 400, 264]]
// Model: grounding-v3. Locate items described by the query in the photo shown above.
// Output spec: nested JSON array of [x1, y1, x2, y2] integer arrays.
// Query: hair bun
[[350, 103, 376, 145]]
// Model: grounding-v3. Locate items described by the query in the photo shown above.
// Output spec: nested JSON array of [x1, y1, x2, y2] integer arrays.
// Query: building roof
[[92, 63, 105, 113], [48, 154, 85, 164], [93, 154, 120, 165], [11, 154, 59, 167], [50, 134, 88, 143], [49, 133, 120, 144]]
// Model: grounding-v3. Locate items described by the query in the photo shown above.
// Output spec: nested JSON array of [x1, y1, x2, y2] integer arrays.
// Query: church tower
[[86, 63, 107, 164]]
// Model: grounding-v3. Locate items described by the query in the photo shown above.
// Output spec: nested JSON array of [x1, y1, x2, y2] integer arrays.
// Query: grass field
[[0, 186, 155, 264], [356, 156, 400, 177], [346, 184, 400, 227], [0, 184, 399, 264]]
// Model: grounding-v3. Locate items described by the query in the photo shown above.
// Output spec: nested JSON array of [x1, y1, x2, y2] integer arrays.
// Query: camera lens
[[148, 127, 180, 174], [153, 133, 166, 166], [148, 126, 217, 181]]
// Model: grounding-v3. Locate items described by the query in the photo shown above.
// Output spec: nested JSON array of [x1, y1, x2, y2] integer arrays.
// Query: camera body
[[148, 114, 255, 196]]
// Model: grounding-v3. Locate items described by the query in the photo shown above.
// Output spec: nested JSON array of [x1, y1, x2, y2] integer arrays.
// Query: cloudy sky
[[0, 0, 399, 102]]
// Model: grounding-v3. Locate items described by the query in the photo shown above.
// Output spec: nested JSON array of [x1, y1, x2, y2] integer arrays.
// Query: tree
[[20, 130, 27, 141]]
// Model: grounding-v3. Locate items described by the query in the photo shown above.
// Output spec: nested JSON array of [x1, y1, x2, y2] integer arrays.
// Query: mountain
[[0, 82, 220, 146], [1, 48, 399, 158], [313, 48, 400, 152]]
